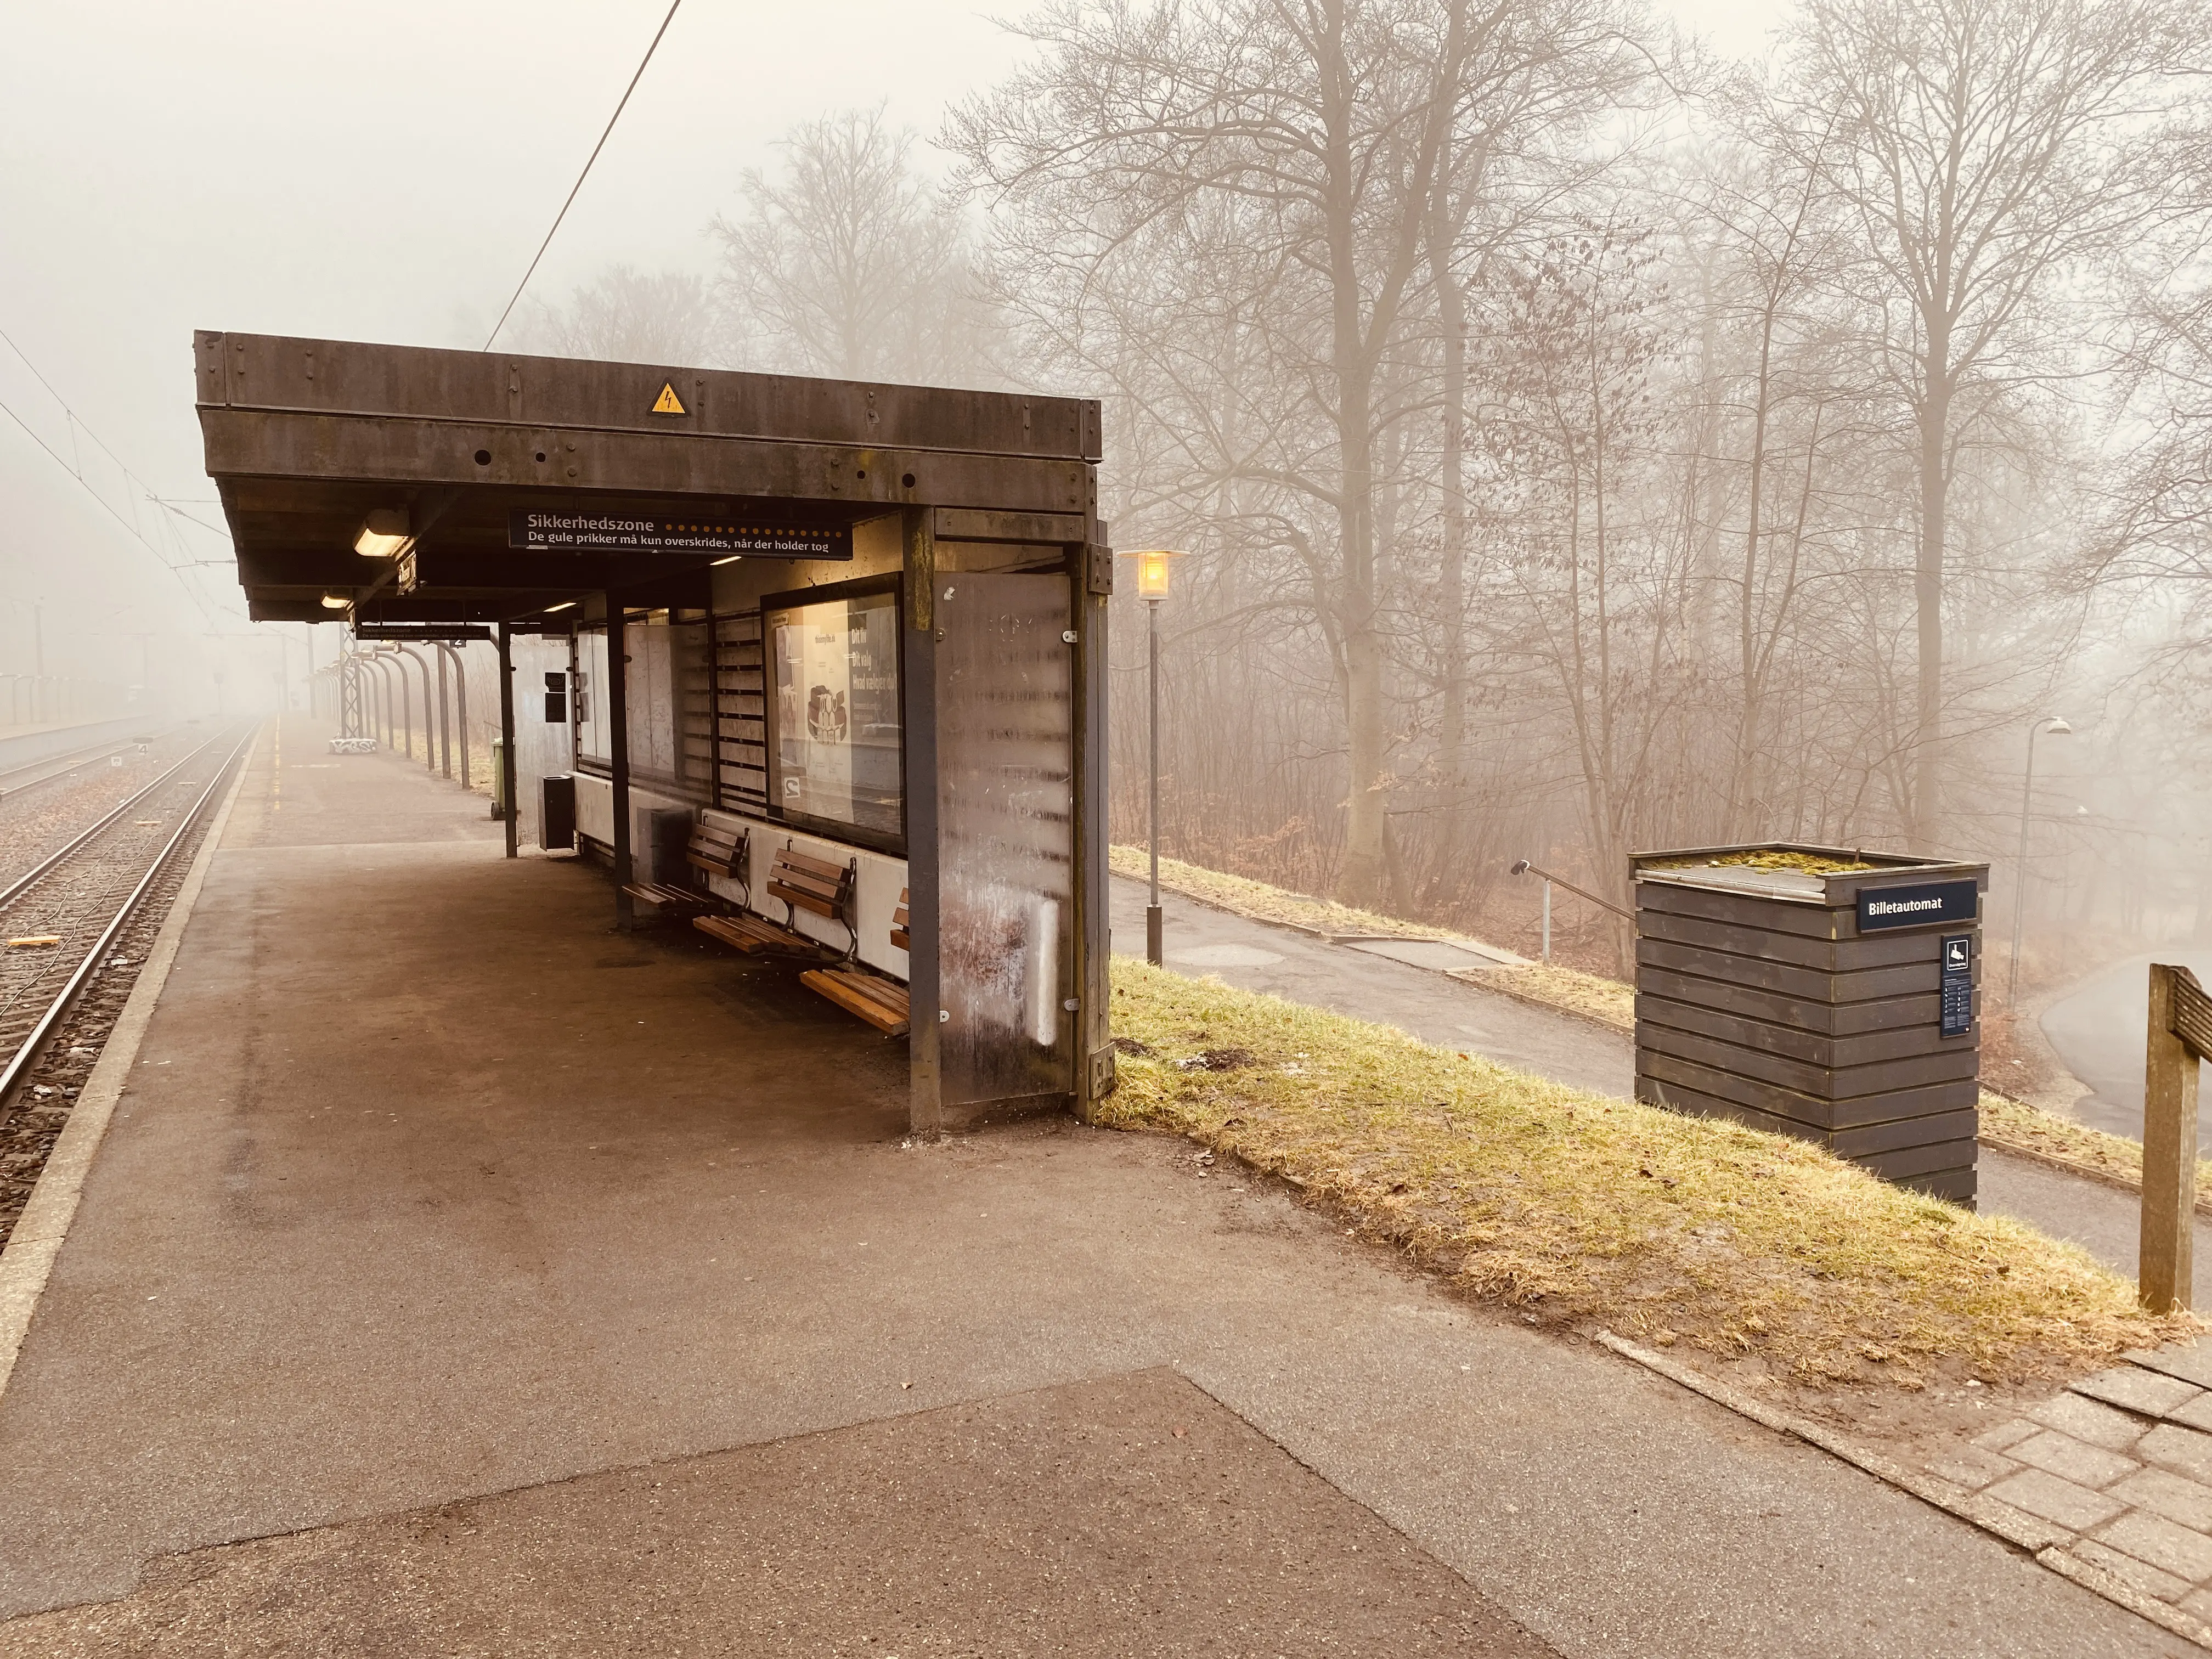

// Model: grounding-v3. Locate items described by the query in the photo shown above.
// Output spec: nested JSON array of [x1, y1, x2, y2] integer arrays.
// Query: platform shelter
[[197, 331, 1114, 1129]]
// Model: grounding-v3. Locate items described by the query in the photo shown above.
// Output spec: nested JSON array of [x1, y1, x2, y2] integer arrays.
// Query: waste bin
[[541, 773, 576, 853], [1631, 844, 1988, 1205]]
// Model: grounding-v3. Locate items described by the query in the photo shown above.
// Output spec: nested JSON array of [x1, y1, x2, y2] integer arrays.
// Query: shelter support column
[[606, 595, 634, 930], [496, 624, 517, 859], [1073, 535, 1114, 1118], [903, 509, 942, 1136]]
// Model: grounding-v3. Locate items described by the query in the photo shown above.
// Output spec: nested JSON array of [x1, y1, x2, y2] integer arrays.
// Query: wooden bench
[[686, 818, 748, 890], [692, 843, 854, 960], [623, 820, 748, 916], [801, 887, 911, 1036]]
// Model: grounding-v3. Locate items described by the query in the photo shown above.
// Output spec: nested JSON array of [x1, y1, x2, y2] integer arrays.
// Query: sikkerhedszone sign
[[1855, 879, 1979, 932], [507, 511, 853, 559]]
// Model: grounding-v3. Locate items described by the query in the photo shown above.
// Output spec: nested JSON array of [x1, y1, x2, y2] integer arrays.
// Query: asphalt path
[[1108, 879, 1634, 1099], [2041, 950, 2212, 1144]]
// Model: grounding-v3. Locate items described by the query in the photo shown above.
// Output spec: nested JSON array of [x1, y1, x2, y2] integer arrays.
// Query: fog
[[6, 0, 2200, 1029]]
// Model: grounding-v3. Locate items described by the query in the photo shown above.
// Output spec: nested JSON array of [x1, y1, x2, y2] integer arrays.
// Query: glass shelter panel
[[574, 627, 610, 766], [937, 572, 1075, 1108], [764, 583, 904, 850]]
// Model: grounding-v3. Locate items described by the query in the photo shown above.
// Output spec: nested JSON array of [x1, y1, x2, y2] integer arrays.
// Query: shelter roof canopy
[[196, 332, 1102, 624]]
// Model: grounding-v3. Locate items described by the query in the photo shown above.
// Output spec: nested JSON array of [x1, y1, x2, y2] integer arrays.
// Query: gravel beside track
[[0, 726, 202, 894], [0, 724, 256, 1246]]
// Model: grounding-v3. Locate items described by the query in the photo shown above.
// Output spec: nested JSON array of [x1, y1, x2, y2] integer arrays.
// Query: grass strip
[[1104, 957, 2197, 1387], [1481, 962, 1635, 1030], [1978, 1091, 2212, 1208], [1109, 844, 1635, 1030], [1107, 844, 1468, 942], [1114, 847, 2210, 1218]]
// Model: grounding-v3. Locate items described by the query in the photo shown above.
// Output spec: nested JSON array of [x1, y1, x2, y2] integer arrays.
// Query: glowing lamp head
[[1130, 550, 1178, 600], [319, 592, 351, 611], [354, 508, 411, 559]]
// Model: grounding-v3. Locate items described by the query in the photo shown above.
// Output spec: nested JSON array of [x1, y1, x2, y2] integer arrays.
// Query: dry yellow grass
[[1107, 844, 1468, 942], [1484, 962, 1635, 1030], [1104, 957, 2196, 1387], [1109, 844, 1645, 1034], [1108, 846, 2208, 1232], [1978, 1090, 2212, 1204]]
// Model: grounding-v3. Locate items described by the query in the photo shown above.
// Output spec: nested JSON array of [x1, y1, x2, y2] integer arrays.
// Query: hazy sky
[[0, 0, 1789, 642]]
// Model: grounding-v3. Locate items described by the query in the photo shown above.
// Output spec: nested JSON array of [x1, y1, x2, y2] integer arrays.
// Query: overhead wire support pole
[[482, 0, 684, 350]]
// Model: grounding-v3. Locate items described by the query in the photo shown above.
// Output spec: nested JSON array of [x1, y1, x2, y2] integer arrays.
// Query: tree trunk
[[1323, 2, 1388, 909], [1437, 261, 1470, 851], [1913, 374, 1949, 850], [1731, 304, 1775, 839]]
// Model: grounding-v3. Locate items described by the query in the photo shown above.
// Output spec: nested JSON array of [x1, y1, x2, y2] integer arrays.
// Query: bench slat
[[625, 882, 707, 910], [770, 882, 843, 920], [801, 968, 911, 1036], [776, 848, 850, 883], [692, 913, 826, 958], [771, 867, 843, 905]]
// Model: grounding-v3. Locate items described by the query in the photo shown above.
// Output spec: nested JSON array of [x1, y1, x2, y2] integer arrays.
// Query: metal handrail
[[1509, 859, 1632, 921]]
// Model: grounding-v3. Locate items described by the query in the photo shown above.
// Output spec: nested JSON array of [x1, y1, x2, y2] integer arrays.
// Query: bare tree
[[713, 104, 989, 385], [519, 264, 716, 365], [1776, 0, 2202, 846], [953, 0, 1648, 907]]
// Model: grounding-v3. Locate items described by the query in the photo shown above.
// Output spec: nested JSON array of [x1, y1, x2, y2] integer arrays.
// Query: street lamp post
[[2009, 715, 2073, 1007], [1125, 551, 1183, 967]]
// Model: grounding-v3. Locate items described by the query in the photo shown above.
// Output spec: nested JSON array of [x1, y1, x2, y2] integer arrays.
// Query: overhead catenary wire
[[482, 0, 685, 351], [0, 326, 234, 626]]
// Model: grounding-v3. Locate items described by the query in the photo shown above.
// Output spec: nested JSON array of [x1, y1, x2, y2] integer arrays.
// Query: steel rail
[[0, 731, 229, 913], [0, 724, 256, 1107], [0, 732, 156, 801]]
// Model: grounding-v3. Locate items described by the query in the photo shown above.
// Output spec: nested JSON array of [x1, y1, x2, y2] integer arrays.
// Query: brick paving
[[1923, 1336, 2212, 1622]]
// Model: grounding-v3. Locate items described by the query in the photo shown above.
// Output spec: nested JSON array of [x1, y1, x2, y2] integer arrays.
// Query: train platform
[[0, 719, 2180, 1657]]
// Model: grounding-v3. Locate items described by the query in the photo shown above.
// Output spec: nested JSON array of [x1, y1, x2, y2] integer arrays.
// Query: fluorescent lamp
[[713, 555, 742, 566], [354, 508, 411, 559], [319, 593, 351, 610], [544, 601, 576, 613]]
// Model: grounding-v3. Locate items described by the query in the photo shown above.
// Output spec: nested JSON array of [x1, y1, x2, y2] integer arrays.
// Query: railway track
[[0, 723, 256, 1110], [0, 728, 163, 803]]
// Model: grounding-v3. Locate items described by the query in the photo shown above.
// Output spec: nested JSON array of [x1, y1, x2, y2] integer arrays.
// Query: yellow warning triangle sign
[[651, 381, 687, 415]]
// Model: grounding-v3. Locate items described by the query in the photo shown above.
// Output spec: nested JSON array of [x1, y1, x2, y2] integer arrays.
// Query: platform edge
[[0, 723, 260, 1403]]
